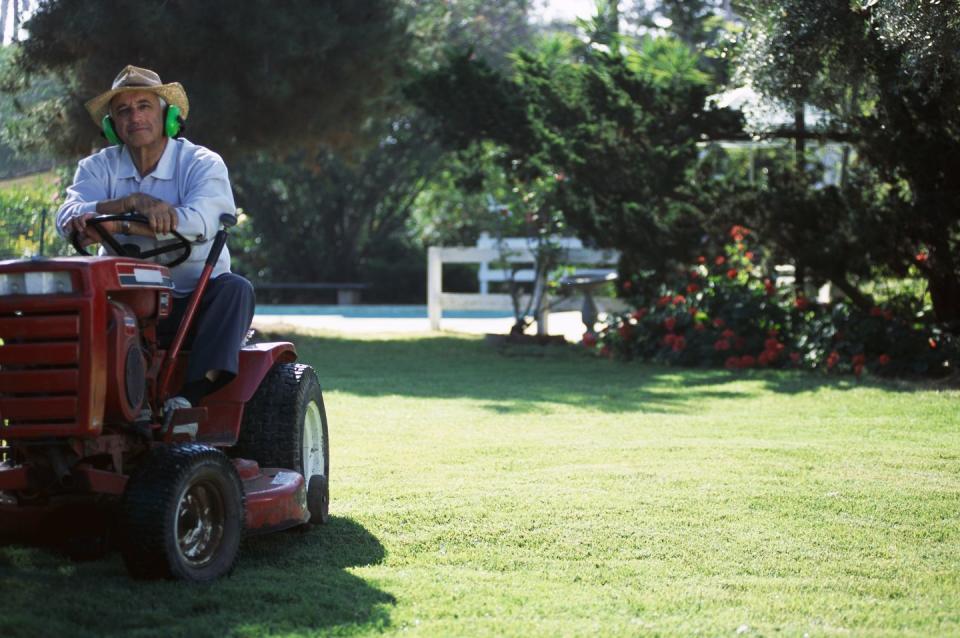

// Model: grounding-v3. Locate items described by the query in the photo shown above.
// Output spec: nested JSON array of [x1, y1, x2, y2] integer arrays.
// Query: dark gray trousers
[[158, 273, 256, 388]]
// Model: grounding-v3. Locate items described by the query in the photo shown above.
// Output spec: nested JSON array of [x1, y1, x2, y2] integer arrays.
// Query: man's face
[[109, 90, 164, 150]]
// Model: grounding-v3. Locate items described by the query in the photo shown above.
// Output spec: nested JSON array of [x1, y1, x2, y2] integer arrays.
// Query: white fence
[[427, 236, 620, 332]]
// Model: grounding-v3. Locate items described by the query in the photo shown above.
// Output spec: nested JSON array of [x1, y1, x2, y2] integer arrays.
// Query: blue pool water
[[255, 305, 513, 319]]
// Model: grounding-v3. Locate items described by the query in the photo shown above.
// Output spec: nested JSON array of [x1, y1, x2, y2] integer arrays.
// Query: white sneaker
[[163, 396, 198, 440]]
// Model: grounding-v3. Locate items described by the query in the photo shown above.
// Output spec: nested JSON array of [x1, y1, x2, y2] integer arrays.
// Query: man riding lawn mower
[[0, 66, 330, 581]]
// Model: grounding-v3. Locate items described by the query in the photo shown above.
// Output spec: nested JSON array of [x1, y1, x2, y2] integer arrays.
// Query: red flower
[[714, 339, 731, 351], [852, 354, 866, 367], [663, 317, 677, 332], [758, 351, 771, 366], [686, 283, 700, 294], [878, 354, 891, 366], [721, 328, 735, 338], [672, 336, 687, 352], [662, 333, 677, 347], [724, 356, 740, 370], [826, 351, 840, 369], [582, 332, 597, 347], [729, 225, 750, 242], [688, 306, 699, 317], [789, 351, 801, 364], [673, 294, 686, 305], [618, 323, 633, 339], [916, 250, 929, 263], [739, 355, 755, 368], [697, 255, 706, 264], [929, 337, 938, 349], [795, 295, 810, 311], [631, 308, 648, 321], [713, 318, 725, 328], [715, 255, 726, 266], [689, 270, 700, 280], [656, 295, 671, 307], [870, 307, 883, 317], [764, 278, 775, 296], [623, 280, 633, 292], [764, 338, 781, 352], [554, 171, 566, 182], [744, 251, 754, 262], [726, 268, 738, 279]]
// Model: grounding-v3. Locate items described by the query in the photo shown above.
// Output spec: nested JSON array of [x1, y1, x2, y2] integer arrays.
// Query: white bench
[[475, 232, 584, 294], [427, 236, 620, 332]]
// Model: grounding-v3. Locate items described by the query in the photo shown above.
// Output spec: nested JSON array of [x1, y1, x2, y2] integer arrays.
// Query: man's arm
[[57, 158, 178, 241], [171, 149, 236, 242]]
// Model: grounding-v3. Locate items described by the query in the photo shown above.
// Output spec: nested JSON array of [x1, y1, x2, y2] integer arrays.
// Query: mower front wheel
[[236, 363, 329, 524], [120, 444, 245, 581]]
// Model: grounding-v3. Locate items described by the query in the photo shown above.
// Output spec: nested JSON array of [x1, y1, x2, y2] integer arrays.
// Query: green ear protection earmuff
[[164, 104, 183, 138], [101, 103, 183, 145], [101, 114, 121, 145]]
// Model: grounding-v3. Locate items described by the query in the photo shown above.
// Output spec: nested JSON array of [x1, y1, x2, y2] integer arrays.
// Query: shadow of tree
[[277, 332, 752, 414], [0, 517, 394, 637], [261, 329, 943, 416]]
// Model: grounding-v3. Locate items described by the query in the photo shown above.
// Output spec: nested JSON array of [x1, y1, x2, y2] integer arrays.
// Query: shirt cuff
[[77, 201, 99, 215], [174, 208, 208, 241]]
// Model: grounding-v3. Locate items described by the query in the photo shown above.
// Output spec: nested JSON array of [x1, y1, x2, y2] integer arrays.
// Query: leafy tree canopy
[[4, 0, 409, 160], [737, 0, 960, 323], [409, 30, 741, 278]]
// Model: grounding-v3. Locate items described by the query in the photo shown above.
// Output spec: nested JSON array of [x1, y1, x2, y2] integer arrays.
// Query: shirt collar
[[117, 138, 176, 180], [117, 146, 139, 179], [152, 138, 177, 180]]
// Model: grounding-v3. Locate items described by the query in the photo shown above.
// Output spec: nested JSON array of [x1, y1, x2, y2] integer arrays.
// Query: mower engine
[[0, 257, 172, 492]]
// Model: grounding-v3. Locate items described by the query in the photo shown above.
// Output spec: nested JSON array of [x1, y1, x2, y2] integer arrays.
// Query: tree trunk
[[928, 271, 960, 326], [794, 102, 805, 171]]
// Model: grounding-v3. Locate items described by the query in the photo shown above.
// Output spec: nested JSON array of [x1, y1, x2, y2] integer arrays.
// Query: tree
[[626, 0, 736, 84], [737, 0, 960, 325], [410, 31, 740, 288], [230, 116, 441, 302], [4, 0, 408, 160]]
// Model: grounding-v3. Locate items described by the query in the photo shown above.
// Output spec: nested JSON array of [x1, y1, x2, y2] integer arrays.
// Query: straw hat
[[84, 65, 190, 125]]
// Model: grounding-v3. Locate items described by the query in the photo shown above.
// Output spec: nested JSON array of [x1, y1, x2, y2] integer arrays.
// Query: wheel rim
[[175, 480, 225, 567], [302, 400, 326, 479]]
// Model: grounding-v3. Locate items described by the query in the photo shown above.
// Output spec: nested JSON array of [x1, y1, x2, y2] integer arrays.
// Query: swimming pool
[[255, 304, 514, 319]]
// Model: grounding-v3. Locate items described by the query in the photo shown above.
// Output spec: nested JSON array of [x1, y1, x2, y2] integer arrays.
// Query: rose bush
[[590, 227, 959, 378]]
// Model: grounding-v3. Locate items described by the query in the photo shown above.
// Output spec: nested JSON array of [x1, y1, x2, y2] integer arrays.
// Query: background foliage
[[3, 0, 960, 362]]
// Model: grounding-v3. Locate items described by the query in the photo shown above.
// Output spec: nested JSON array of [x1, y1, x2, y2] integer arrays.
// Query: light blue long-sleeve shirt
[[56, 137, 236, 296]]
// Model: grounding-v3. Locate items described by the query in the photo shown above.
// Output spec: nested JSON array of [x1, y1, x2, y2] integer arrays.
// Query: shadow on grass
[[0, 517, 394, 637], [306, 334, 753, 414], [256, 329, 939, 416]]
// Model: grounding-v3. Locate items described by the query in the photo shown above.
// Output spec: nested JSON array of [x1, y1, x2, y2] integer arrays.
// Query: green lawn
[[1, 330, 958, 637]]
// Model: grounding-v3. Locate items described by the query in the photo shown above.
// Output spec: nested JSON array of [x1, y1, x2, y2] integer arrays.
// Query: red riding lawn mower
[[0, 213, 329, 581]]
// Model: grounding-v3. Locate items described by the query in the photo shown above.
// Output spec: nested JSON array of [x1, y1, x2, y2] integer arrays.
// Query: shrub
[[592, 227, 959, 378]]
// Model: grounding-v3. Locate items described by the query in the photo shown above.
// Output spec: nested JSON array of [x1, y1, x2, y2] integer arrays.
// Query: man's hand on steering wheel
[[123, 193, 178, 235]]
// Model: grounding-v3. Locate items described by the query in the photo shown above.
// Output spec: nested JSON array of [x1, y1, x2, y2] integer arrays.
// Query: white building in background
[[705, 84, 851, 187], [1, 0, 35, 44]]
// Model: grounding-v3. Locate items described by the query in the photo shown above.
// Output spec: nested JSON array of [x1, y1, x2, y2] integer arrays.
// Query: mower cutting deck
[[0, 213, 329, 581]]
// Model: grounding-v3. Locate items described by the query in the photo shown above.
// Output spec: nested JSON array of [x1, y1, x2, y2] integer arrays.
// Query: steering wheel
[[70, 213, 192, 268]]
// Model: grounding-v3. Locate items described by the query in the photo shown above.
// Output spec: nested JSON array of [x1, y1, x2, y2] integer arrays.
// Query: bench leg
[[337, 289, 361, 305]]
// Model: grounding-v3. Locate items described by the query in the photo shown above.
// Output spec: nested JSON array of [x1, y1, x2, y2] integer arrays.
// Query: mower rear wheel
[[236, 363, 329, 524], [120, 444, 245, 581]]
